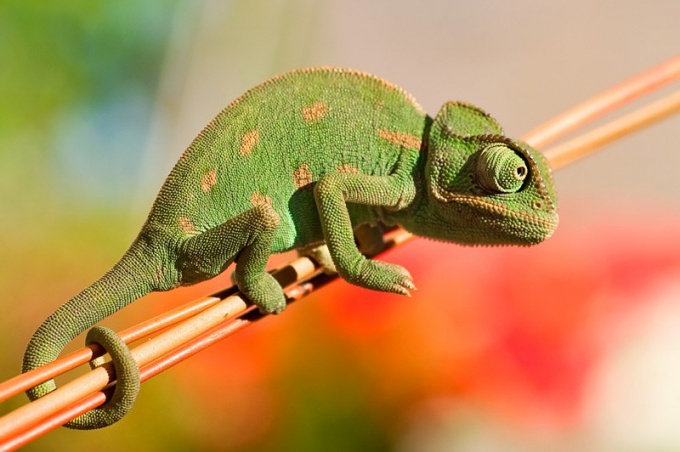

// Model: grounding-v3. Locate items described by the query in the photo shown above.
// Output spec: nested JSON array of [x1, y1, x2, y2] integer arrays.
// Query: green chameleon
[[22, 67, 558, 429]]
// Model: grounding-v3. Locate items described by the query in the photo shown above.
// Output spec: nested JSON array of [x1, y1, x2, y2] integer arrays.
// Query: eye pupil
[[477, 145, 528, 193]]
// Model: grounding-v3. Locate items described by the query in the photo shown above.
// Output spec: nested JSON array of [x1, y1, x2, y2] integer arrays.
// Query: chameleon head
[[423, 101, 558, 246]]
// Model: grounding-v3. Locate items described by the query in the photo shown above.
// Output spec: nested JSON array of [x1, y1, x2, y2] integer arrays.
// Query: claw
[[402, 279, 416, 291], [392, 284, 411, 297]]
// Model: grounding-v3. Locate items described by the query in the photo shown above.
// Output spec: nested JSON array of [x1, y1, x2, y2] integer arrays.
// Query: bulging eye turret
[[476, 145, 528, 193]]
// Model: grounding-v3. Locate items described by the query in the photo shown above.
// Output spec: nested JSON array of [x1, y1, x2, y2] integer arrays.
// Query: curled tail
[[22, 241, 157, 429]]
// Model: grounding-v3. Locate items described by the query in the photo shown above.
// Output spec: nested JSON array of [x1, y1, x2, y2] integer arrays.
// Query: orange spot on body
[[250, 191, 273, 207], [337, 164, 360, 174], [201, 169, 217, 193], [241, 130, 260, 155], [293, 163, 313, 189], [377, 129, 421, 150], [178, 217, 196, 235], [302, 102, 328, 123]]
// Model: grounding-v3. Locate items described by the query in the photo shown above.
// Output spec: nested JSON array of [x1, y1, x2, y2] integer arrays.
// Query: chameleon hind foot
[[234, 270, 287, 314], [66, 326, 140, 430], [180, 203, 285, 314]]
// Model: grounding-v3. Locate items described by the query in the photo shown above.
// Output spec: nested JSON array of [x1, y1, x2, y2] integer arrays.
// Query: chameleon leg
[[66, 326, 140, 430], [314, 172, 415, 295], [180, 204, 286, 314]]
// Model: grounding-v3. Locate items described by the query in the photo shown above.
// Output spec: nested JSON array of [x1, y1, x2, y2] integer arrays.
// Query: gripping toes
[[236, 272, 287, 314], [345, 258, 416, 296]]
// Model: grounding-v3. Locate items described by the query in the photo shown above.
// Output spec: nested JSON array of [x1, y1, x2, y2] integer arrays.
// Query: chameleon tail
[[22, 240, 157, 429]]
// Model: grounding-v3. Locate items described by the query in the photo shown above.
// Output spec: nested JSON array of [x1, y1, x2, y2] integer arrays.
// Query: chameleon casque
[[22, 67, 558, 429]]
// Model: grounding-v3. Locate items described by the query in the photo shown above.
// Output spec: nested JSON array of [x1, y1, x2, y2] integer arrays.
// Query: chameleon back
[[145, 68, 429, 250]]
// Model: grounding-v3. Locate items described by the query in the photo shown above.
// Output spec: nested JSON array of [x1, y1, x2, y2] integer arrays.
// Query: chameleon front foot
[[342, 259, 416, 296]]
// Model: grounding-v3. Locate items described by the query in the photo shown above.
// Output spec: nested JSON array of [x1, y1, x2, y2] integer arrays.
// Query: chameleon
[[22, 67, 558, 429]]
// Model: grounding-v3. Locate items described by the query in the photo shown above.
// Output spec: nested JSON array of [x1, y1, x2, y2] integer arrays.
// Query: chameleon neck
[[381, 146, 429, 230], [22, 241, 157, 400]]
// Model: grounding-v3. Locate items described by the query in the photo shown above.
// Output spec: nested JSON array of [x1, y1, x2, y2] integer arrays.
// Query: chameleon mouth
[[459, 195, 559, 232], [431, 190, 560, 245], [531, 212, 559, 230], [478, 202, 558, 245], [520, 212, 559, 243]]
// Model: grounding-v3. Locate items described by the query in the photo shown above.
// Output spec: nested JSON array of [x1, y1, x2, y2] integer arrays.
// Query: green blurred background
[[2, 1, 680, 451]]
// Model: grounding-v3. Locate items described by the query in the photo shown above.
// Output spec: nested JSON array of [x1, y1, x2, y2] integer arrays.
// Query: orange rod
[[0, 295, 224, 403], [523, 55, 680, 148], [544, 89, 680, 169]]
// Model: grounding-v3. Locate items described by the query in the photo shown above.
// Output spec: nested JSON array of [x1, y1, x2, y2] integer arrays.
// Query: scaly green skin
[[22, 67, 559, 429]]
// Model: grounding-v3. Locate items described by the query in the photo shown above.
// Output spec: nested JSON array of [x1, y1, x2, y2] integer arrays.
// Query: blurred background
[[1, 1, 680, 451]]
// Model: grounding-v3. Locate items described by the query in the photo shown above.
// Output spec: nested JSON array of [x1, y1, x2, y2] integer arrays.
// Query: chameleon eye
[[476, 145, 528, 193]]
